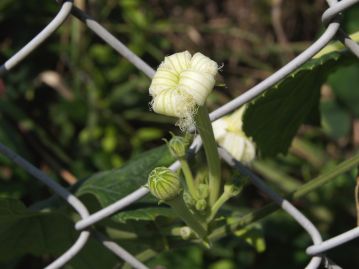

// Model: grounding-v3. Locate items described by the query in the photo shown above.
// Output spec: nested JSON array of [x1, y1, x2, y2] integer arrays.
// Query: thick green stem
[[167, 195, 207, 240], [179, 158, 198, 199], [195, 105, 221, 206]]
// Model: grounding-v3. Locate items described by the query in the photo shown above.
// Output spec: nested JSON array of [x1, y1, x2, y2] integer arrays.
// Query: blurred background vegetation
[[1, 0, 359, 268]]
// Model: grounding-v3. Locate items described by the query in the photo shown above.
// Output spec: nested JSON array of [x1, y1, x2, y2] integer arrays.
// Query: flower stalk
[[166, 195, 207, 239], [195, 105, 222, 206], [207, 184, 241, 222], [165, 134, 198, 200], [179, 158, 198, 200]]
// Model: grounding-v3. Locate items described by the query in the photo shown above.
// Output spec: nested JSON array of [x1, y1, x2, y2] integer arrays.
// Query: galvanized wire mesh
[[1, 0, 359, 268]]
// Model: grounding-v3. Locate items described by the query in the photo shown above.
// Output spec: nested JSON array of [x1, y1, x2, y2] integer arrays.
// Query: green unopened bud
[[224, 184, 241, 198], [195, 199, 207, 211], [148, 167, 182, 201], [166, 134, 189, 159], [180, 226, 192, 240], [197, 183, 209, 199], [183, 192, 195, 208]]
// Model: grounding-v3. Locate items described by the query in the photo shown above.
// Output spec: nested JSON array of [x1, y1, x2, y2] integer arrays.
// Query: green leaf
[[0, 198, 74, 260], [64, 238, 118, 269], [0, 198, 119, 268], [113, 207, 174, 223], [76, 145, 175, 219], [243, 50, 352, 157]]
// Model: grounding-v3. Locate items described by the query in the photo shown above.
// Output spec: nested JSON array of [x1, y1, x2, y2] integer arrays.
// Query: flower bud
[[197, 183, 209, 199], [224, 184, 241, 198], [195, 199, 207, 211], [183, 191, 195, 208], [148, 167, 182, 201], [180, 226, 192, 240], [167, 134, 190, 159]]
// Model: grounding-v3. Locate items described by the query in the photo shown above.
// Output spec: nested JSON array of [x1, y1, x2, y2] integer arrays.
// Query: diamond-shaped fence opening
[[1, 0, 359, 268]]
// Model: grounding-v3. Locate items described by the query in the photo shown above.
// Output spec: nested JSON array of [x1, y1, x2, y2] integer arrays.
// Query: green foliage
[[112, 207, 174, 223], [320, 99, 351, 139], [328, 63, 359, 117], [0, 198, 119, 269], [77, 145, 173, 204], [77, 145, 175, 221], [1, 1, 359, 268], [243, 50, 351, 157], [64, 239, 118, 269], [0, 198, 74, 260]]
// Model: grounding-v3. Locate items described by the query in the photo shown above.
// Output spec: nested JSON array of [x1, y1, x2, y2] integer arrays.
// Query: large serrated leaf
[[0, 198, 74, 260], [243, 48, 354, 157], [0, 198, 118, 268], [76, 145, 175, 221]]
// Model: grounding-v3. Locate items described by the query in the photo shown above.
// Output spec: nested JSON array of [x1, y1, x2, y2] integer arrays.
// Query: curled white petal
[[191, 52, 218, 76], [226, 106, 246, 132], [241, 139, 256, 164], [212, 107, 256, 164], [162, 51, 192, 73], [152, 89, 194, 118], [212, 118, 228, 141], [149, 67, 179, 97], [179, 70, 215, 106], [220, 132, 255, 165], [221, 133, 246, 162]]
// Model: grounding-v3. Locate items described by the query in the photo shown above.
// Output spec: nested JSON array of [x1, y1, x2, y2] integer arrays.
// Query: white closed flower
[[212, 106, 256, 164], [149, 51, 218, 130]]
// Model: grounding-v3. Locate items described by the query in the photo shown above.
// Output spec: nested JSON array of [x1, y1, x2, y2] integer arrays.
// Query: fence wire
[[1, 0, 359, 268]]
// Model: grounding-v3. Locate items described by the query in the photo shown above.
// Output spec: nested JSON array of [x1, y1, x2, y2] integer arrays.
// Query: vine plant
[[2, 31, 359, 268], [146, 51, 255, 245]]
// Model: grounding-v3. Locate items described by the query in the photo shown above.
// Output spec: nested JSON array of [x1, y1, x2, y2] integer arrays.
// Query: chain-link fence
[[1, 0, 359, 268]]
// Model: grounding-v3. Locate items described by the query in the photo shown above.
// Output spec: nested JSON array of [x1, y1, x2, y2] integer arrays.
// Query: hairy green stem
[[208, 151, 359, 241], [195, 105, 221, 206], [167, 195, 207, 240], [179, 158, 198, 199]]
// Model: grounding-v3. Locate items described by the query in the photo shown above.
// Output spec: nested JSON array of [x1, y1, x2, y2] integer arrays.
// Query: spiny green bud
[[148, 167, 182, 201], [166, 133, 190, 159], [195, 199, 207, 211]]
